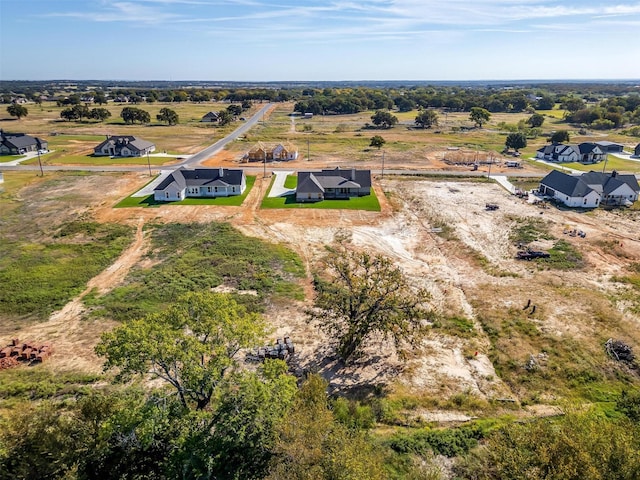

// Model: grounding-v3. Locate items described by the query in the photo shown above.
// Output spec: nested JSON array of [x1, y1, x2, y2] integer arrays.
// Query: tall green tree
[[369, 135, 386, 149], [90, 107, 112, 122], [469, 107, 491, 128], [371, 110, 398, 128], [96, 291, 266, 410], [527, 113, 545, 127], [308, 247, 431, 362], [550, 130, 570, 144], [6, 103, 28, 119], [505, 132, 527, 151], [121, 106, 150, 124], [156, 107, 179, 125], [415, 109, 439, 128]]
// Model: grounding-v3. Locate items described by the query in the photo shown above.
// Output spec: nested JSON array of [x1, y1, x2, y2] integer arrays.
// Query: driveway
[[268, 170, 295, 197]]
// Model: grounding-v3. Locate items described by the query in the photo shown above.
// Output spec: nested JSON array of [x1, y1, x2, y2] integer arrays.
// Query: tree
[[121, 106, 150, 124], [60, 107, 79, 122], [266, 375, 388, 480], [561, 96, 586, 113], [394, 96, 415, 112], [218, 110, 234, 126], [90, 107, 111, 122], [156, 107, 179, 125], [415, 109, 439, 128], [7, 103, 28, 120], [177, 361, 297, 480], [308, 247, 431, 362], [370, 110, 398, 129], [60, 104, 89, 122], [505, 132, 527, 151], [550, 130, 570, 144], [96, 291, 266, 410], [527, 113, 545, 128], [469, 107, 491, 128], [227, 104, 242, 116], [241, 100, 252, 110], [369, 135, 386, 149]]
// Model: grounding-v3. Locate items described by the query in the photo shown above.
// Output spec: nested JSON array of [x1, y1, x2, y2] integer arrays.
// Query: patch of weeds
[[432, 315, 476, 338], [0, 367, 100, 404], [386, 424, 486, 457], [542, 240, 585, 270], [509, 216, 554, 245]]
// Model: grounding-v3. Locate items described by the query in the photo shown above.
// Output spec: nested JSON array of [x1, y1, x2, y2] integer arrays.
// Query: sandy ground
[[3, 169, 640, 417]]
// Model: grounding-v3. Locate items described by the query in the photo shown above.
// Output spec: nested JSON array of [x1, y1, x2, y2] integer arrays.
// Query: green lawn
[[261, 187, 380, 211], [115, 175, 256, 207], [562, 156, 640, 173], [0, 155, 26, 163], [284, 174, 297, 189]]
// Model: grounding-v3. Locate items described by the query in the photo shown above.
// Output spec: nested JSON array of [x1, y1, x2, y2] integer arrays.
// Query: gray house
[[536, 143, 605, 163], [94, 135, 155, 157], [594, 141, 624, 153], [153, 167, 246, 202], [0, 130, 48, 155], [295, 167, 371, 202]]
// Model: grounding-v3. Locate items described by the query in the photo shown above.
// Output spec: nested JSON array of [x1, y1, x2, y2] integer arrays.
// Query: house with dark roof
[[201, 111, 220, 123], [594, 141, 624, 153], [539, 170, 639, 208], [94, 135, 155, 157], [536, 143, 605, 163], [153, 167, 246, 202], [295, 167, 371, 202], [0, 130, 48, 155], [634, 143, 640, 157]]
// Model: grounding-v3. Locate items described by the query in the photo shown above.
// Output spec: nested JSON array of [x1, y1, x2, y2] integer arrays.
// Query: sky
[[1, 0, 640, 81]]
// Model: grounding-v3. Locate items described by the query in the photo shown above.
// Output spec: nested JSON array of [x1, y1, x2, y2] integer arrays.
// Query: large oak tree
[[309, 248, 431, 362]]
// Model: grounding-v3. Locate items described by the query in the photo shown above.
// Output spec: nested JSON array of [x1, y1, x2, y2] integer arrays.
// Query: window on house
[[166, 192, 169, 198], [584, 198, 587, 205], [215, 187, 218, 192], [207, 187, 211, 193]]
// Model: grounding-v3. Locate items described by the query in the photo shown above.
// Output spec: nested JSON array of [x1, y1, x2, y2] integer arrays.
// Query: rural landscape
[[1, 79, 640, 479]]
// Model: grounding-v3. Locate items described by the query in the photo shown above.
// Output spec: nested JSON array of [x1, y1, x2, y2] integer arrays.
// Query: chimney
[[611, 170, 618, 177], [219, 167, 224, 177], [351, 167, 356, 179]]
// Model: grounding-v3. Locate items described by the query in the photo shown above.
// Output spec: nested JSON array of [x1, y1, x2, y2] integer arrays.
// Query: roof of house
[[0, 132, 43, 149], [577, 143, 602, 154], [297, 167, 372, 194], [594, 141, 623, 147], [540, 170, 595, 197], [95, 135, 154, 152], [541, 170, 639, 199], [581, 171, 640, 194], [202, 111, 219, 119], [154, 167, 244, 191]]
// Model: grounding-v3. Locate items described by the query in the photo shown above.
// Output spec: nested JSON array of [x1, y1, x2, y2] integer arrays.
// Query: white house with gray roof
[[536, 143, 605, 163], [295, 167, 371, 202], [153, 167, 246, 202], [94, 135, 155, 157], [539, 170, 639, 208]]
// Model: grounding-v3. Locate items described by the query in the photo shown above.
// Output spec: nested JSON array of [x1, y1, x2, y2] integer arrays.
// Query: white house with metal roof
[[153, 167, 246, 202]]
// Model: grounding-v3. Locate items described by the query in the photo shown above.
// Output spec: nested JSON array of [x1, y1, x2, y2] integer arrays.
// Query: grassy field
[[88, 222, 306, 321], [562, 156, 640, 173], [0, 101, 256, 161], [115, 175, 256, 207]]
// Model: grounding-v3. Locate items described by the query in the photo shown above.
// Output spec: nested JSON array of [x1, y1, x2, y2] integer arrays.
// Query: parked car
[[38, 149, 48, 154]]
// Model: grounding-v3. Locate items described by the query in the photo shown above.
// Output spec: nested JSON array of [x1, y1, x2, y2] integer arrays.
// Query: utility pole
[[602, 154, 608, 173], [37, 149, 43, 177], [263, 149, 267, 178], [147, 151, 152, 177], [307, 137, 310, 161], [381, 150, 385, 179]]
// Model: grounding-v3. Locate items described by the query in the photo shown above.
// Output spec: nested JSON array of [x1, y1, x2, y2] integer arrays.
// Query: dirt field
[[2, 170, 640, 411]]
